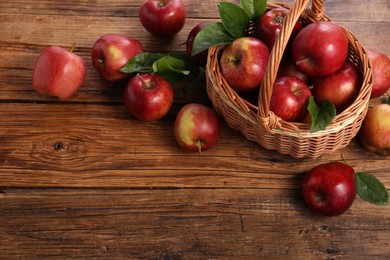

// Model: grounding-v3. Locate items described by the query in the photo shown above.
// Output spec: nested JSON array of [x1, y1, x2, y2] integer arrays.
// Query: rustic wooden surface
[[0, 0, 389, 258]]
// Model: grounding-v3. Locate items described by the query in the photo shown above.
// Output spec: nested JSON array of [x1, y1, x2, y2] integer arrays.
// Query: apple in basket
[[366, 49, 390, 98], [186, 21, 212, 66], [254, 7, 304, 50], [32, 46, 86, 99], [277, 57, 310, 84], [302, 162, 356, 216], [270, 76, 312, 122], [91, 34, 144, 82], [174, 103, 221, 153], [124, 73, 174, 122], [292, 21, 349, 77], [219, 37, 270, 92], [311, 61, 362, 114], [358, 103, 390, 156], [139, 0, 186, 38]]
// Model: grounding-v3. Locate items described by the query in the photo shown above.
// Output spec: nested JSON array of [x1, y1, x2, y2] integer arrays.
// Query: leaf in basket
[[192, 22, 235, 56], [120, 52, 165, 73], [218, 2, 251, 39], [356, 172, 388, 205], [308, 96, 336, 133], [240, 0, 267, 18]]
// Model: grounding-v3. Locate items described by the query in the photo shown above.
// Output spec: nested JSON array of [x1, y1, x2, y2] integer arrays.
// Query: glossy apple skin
[[366, 49, 390, 98], [254, 7, 303, 50], [302, 162, 356, 217], [270, 76, 312, 122], [186, 21, 211, 66], [220, 37, 270, 92], [359, 103, 390, 156], [124, 73, 174, 122], [32, 46, 86, 99], [311, 62, 362, 114], [292, 21, 349, 77], [174, 103, 221, 153], [91, 34, 144, 82], [139, 0, 186, 38]]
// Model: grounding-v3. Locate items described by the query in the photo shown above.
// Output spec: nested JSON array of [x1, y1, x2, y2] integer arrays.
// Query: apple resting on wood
[[366, 49, 390, 98], [174, 103, 220, 153], [124, 73, 174, 122], [32, 46, 86, 99], [359, 103, 390, 156], [139, 0, 186, 38], [302, 162, 356, 216], [91, 34, 144, 82]]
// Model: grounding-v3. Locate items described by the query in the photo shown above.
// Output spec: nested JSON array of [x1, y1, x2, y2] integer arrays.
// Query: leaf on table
[[356, 172, 388, 205], [120, 52, 165, 73]]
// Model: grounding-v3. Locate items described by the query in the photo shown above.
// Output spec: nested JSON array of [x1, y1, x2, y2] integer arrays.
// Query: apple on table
[[124, 73, 174, 122], [139, 0, 186, 38], [32, 45, 86, 99], [91, 34, 144, 82]]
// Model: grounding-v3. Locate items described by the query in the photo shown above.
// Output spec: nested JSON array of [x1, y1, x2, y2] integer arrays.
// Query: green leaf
[[192, 22, 235, 56], [253, 0, 267, 18], [120, 52, 165, 73], [218, 2, 251, 38], [152, 55, 190, 84], [240, 0, 255, 18], [308, 96, 336, 133], [356, 172, 388, 205]]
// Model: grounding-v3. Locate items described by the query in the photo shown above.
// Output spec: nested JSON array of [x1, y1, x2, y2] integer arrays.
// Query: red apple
[[254, 7, 303, 50], [359, 103, 390, 156], [32, 46, 86, 99], [292, 21, 349, 77], [91, 34, 144, 82], [366, 49, 390, 98], [124, 73, 174, 122], [139, 0, 186, 38], [277, 58, 310, 84], [270, 76, 312, 122], [302, 162, 356, 216], [186, 21, 211, 66], [219, 37, 270, 92], [174, 103, 220, 153], [311, 62, 362, 114]]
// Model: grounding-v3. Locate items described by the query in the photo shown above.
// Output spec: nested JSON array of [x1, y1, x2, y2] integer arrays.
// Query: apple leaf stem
[[69, 42, 76, 53]]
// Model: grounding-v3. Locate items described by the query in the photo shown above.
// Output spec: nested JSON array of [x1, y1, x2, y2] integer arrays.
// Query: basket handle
[[257, 0, 324, 132]]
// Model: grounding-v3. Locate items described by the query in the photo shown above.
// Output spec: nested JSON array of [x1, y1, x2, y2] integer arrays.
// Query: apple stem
[[69, 42, 76, 53], [197, 140, 202, 155]]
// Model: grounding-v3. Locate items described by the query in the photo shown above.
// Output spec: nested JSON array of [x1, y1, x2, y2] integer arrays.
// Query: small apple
[[302, 162, 356, 216], [220, 37, 270, 92], [32, 46, 86, 99], [366, 49, 390, 98], [311, 62, 362, 114], [124, 73, 174, 122], [270, 76, 312, 122], [186, 21, 212, 66], [174, 103, 220, 153], [91, 34, 144, 82], [359, 103, 390, 156], [254, 7, 303, 50], [292, 21, 349, 77], [277, 58, 310, 84], [139, 0, 186, 38]]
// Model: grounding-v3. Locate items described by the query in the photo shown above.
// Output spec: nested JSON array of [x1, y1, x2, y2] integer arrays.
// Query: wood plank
[[1, 188, 389, 258], [0, 103, 389, 188]]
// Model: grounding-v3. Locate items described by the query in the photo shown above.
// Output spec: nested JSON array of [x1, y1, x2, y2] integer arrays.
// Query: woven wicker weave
[[206, 0, 372, 158]]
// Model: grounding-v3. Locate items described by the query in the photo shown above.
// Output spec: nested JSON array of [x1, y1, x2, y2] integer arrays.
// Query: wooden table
[[1, 0, 389, 258]]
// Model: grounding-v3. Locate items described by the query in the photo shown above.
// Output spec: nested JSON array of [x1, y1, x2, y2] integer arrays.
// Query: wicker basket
[[206, 0, 372, 158]]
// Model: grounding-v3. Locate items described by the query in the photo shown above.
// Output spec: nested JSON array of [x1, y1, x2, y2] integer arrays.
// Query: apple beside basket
[[205, 0, 373, 158]]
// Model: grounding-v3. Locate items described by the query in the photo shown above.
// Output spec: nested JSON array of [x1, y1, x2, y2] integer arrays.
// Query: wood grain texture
[[0, 0, 389, 258]]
